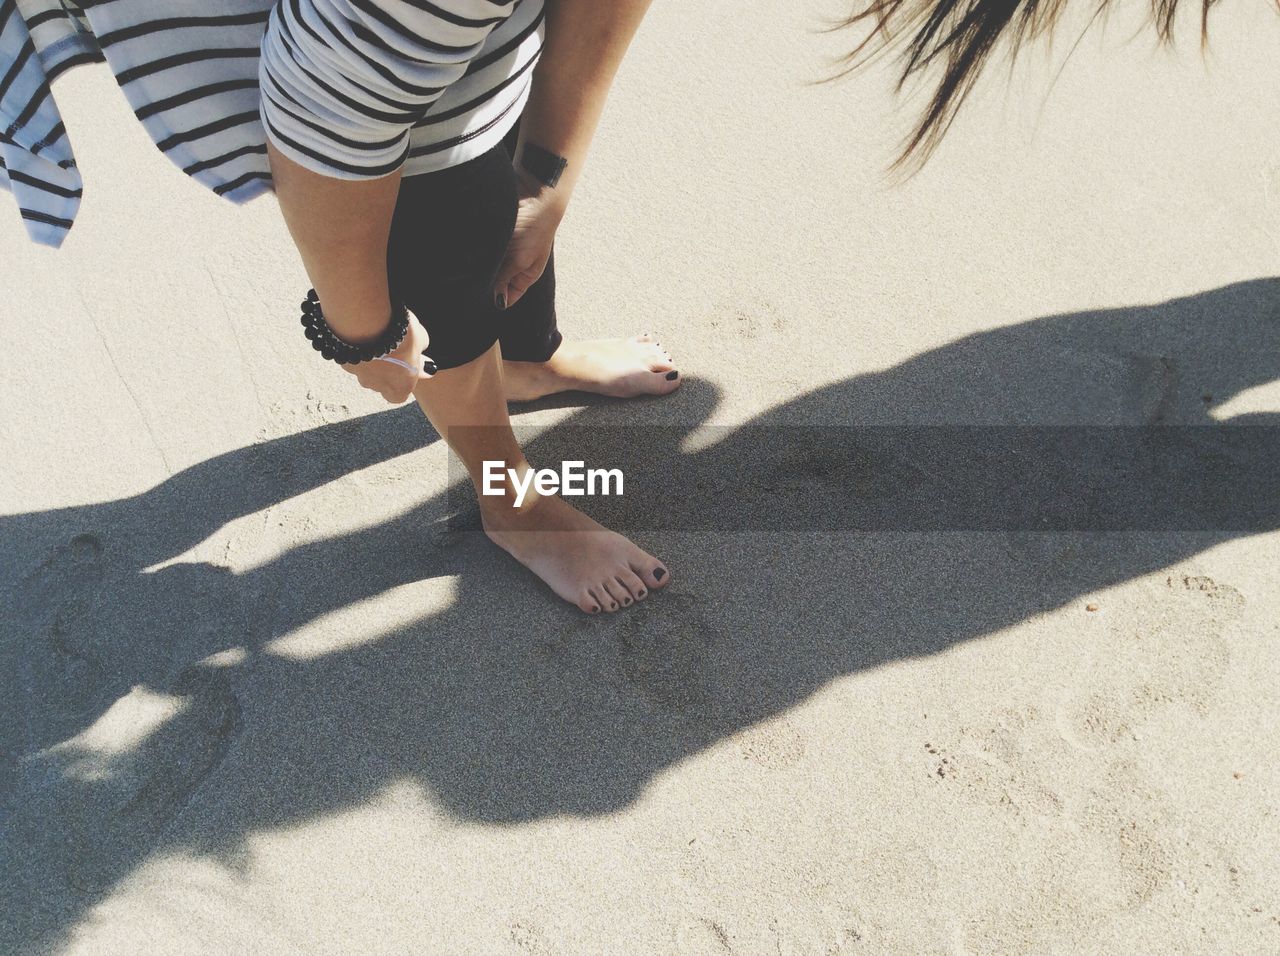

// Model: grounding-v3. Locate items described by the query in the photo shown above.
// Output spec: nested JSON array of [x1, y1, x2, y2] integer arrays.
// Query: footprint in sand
[[15, 532, 106, 636], [615, 592, 726, 721], [953, 575, 1247, 946], [59, 664, 242, 893], [1055, 573, 1244, 752], [676, 823, 909, 953], [924, 704, 1064, 818], [1072, 761, 1176, 910], [10, 534, 110, 726], [958, 771, 1176, 953]]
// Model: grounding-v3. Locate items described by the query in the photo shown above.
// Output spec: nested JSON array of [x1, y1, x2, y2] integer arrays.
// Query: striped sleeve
[[1, 0, 100, 247], [258, 0, 513, 179]]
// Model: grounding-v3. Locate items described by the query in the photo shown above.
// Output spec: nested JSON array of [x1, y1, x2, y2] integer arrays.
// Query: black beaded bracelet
[[299, 288, 410, 364]]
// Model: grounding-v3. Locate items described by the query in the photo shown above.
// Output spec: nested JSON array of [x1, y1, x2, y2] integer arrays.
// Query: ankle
[[502, 357, 575, 401], [506, 357, 561, 383], [472, 459, 545, 517]]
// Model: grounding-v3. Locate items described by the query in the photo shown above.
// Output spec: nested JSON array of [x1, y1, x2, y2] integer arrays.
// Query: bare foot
[[480, 485, 670, 614], [504, 334, 681, 402]]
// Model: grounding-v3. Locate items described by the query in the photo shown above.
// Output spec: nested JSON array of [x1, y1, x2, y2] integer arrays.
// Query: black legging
[[385, 117, 562, 370]]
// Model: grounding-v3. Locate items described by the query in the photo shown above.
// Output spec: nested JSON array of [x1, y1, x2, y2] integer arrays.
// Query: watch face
[[521, 143, 568, 189]]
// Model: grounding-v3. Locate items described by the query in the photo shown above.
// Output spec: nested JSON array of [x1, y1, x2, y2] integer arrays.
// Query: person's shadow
[[2, 278, 1277, 950]]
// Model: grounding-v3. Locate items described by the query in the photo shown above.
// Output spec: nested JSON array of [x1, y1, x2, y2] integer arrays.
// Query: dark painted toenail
[[638, 589, 646, 597], [653, 568, 665, 581], [423, 359, 437, 375], [665, 371, 679, 380], [623, 597, 631, 605], [592, 605, 600, 613]]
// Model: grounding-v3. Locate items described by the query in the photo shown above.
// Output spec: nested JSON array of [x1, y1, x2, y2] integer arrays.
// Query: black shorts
[[385, 119, 562, 371]]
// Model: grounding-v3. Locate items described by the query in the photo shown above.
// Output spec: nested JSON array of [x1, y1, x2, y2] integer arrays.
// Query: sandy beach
[[2, 0, 1279, 952]]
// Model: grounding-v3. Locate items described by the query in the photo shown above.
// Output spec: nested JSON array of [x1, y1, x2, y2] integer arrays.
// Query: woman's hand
[[492, 176, 567, 309], [340, 308, 435, 403], [488, 0, 654, 308]]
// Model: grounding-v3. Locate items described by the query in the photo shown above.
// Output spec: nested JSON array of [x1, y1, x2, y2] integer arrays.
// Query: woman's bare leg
[[414, 342, 670, 613]]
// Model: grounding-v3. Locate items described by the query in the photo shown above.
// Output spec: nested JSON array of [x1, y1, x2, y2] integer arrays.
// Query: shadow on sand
[[2, 278, 1277, 950]]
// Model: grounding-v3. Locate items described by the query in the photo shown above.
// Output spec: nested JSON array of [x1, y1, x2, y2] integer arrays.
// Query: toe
[[578, 593, 602, 614], [589, 583, 619, 613], [632, 369, 678, 396], [634, 558, 670, 590], [601, 579, 627, 610], [616, 568, 648, 602], [653, 368, 681, 392]]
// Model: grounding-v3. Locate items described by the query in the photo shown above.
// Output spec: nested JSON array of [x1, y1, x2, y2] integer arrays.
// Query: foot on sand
[[504, 334, 681, 402], [480, 481, 670, 614]]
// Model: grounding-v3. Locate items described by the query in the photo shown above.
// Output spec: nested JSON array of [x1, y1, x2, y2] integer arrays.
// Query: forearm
[[514, 0, 654, 205], [266, 140, 402, 344]]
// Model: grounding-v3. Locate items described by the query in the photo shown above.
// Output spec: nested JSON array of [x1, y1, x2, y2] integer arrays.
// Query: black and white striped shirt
[[1, 0, 544, 248]]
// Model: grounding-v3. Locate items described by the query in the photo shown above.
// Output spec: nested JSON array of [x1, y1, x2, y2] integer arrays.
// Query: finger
[[406, 308, 430, 351], [504, 270, 538, 309], [492, 255, 521, 309]]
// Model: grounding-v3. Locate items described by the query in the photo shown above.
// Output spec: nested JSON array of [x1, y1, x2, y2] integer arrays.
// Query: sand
[[2, 0, 1279, 952]]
